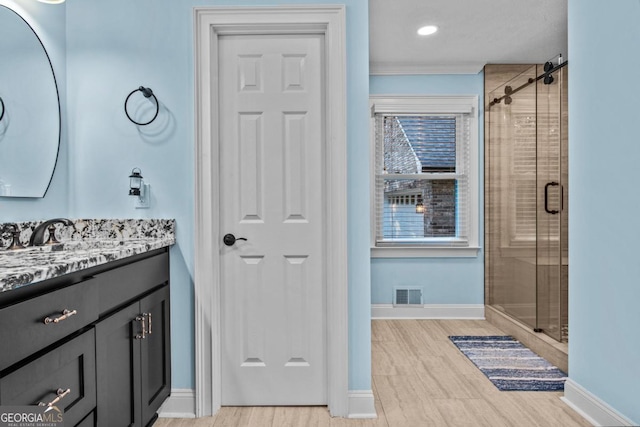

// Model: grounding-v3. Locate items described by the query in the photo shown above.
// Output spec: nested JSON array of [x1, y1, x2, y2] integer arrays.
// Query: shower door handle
[[544, 182, 559, 214]]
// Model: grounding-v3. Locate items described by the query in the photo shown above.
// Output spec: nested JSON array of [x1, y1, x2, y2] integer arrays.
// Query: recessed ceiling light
[[417, 25, 438, 36], [36, 0, 65, 4]]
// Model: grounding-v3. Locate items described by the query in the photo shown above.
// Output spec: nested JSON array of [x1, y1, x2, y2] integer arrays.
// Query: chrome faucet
[[29, 218, 74, 246]]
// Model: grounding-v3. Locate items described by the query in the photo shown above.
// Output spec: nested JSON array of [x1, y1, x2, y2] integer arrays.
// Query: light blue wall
[[370, 74, 485, 97], [65, 0, 197, 388], [14, 0, 368, 393], [568, 0, 640, 423], [0, 0, 69, 221], [369, 74, 484, 305]]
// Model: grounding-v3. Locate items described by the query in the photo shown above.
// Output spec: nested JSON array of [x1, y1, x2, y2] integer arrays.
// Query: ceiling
[[369, 0, 568, 74]]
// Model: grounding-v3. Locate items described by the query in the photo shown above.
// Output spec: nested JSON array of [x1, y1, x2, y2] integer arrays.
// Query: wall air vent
[[393, 287, 423, 307]]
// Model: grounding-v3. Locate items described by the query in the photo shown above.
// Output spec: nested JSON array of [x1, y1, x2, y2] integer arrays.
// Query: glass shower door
[[487, 63, 569, 343], [535, 64, 568, 341], [487, 66, 538, 329]]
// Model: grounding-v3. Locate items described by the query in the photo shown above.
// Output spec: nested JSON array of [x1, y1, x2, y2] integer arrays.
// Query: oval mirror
[[0, 5, 61, 198]]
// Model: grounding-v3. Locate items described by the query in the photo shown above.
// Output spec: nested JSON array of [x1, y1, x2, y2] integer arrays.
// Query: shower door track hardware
[[489, 61, 568, 107]]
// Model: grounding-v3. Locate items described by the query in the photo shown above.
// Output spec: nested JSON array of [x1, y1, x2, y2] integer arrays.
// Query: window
[[370, 96, 479, 257]]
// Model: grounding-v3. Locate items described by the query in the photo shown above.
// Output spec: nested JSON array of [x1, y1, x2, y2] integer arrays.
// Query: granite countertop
[[0, 219, 175, 293]]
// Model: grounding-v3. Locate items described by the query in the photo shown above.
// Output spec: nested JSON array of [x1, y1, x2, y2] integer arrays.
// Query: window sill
[[371, 246, 481, 258]]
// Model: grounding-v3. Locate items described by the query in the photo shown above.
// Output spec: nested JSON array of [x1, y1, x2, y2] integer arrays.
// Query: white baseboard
[[561, 379, 636, 426], [371, 304, 485, 319], [159, 388, 373, 420], [158, 388, 196, 418], [348, 390, 377, 419]]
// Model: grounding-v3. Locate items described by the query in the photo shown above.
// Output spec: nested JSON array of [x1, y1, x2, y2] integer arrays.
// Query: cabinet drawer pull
[[147, 312, 152, 335], [135, 315, 146, 340], [38, 388, 71, 408], [44, 309, 77, 325]]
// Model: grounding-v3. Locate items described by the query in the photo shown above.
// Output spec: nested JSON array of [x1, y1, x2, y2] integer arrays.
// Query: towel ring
[[124, 86, 159, 126], [0, 96, 5, 122]]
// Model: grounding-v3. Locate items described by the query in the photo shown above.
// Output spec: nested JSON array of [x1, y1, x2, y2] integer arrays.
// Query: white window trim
[[369, 95, 480, 258]]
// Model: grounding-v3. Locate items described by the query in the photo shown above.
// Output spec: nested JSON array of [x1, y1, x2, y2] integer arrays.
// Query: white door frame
[[193, 6, 348, 417]]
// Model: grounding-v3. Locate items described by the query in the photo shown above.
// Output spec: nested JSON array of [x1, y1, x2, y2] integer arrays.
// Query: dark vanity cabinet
[[96, 285, 171, 427], [0, 330, 97, 426], [0, 249, 171, 427]]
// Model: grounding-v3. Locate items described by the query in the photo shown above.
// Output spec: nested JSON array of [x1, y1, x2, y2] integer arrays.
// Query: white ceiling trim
[[370, 62, 485, 75]]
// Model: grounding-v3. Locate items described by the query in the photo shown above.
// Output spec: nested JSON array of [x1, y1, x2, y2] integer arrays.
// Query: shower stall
[[486, 60, 568, 343]]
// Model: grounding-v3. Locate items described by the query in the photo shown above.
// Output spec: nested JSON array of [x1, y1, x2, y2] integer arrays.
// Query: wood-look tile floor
[[155, 320, 591, 427]]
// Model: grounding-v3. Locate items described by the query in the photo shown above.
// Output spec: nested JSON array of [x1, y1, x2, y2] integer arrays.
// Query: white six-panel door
[[218, 33, 326, 406]]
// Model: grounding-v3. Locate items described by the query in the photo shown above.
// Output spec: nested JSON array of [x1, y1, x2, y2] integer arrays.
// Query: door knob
[[223, 233, 247, 246]]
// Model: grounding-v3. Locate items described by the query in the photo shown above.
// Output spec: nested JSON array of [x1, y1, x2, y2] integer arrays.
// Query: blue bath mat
[[449, 336, 567, 391]]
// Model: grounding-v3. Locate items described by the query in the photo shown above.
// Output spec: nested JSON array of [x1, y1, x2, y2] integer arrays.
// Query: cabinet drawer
[[0, 278, 99, 370], [0, 330, 97, 427], [97, 253, 169, 315]]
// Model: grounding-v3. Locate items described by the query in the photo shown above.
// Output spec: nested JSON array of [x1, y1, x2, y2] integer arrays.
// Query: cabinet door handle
[[38, 388, 71, 408], [135, 315, 146, 339], [146, 312, 152, 335], [44, 309, 77, 325]]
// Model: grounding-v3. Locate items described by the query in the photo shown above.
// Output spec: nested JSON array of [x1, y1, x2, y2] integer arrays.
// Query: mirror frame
[[0, 4, 61, 198]]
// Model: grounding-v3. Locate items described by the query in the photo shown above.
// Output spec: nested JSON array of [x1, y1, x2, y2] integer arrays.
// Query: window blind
[[375, 113, 471, 245]]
